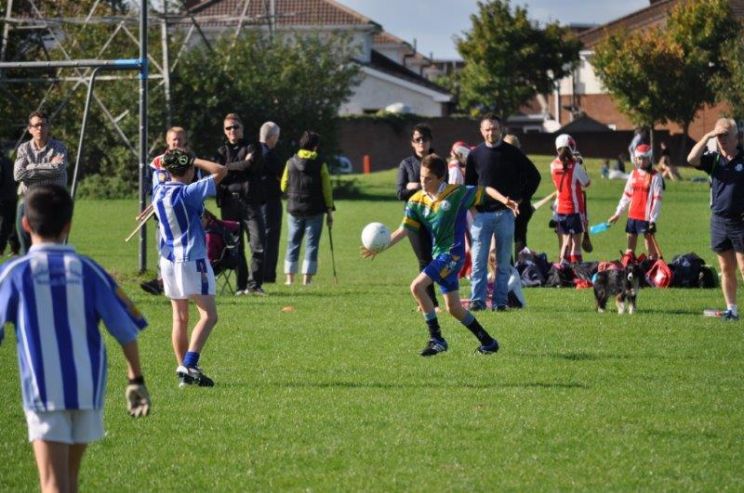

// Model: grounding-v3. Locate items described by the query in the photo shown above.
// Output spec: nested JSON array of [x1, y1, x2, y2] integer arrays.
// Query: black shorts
[[555, 213, 584, 235], [625, 219, 651, 235], [711, 213, 744, 253]]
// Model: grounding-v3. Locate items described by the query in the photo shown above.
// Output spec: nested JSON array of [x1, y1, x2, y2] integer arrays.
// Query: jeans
[[261, 197, 283, 283], [470, 210, 515, 307], [284, 213, 324, 275]]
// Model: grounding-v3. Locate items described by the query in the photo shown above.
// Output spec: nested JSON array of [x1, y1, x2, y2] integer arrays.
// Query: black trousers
[[408, 226, 438, 307], [0, 198, 17, 254], [514, 202, 534, 255], [261, 197, 283, 283], [220, 195, 266, 290]]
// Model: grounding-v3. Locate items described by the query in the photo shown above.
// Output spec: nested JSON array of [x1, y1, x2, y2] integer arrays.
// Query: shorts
[[25, 408, 104, 444], [625, 219, 652, 235], [160, 257, 216, 299], [555, 213, 584, 235], [423, 252, 464, 294], [711, 213, 744, 253]]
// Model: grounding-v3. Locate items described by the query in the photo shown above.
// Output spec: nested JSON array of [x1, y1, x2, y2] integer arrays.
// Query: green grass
[[1, 158, 743, 491]]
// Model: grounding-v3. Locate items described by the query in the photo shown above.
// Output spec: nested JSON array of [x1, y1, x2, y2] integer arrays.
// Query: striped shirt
[[551, 158, 590, 215], [402, 184, 484, 258], [13, 139, 68, 195], [0, 244, 146, 411], [153, 176, 216, 262], [614, 169, 664, 222]]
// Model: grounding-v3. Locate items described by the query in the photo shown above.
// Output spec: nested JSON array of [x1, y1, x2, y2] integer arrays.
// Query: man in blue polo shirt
[[688, 118, 744, 320]]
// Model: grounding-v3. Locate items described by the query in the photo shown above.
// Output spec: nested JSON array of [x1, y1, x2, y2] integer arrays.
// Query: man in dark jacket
[[465, 114, 541, 311], [259, 121, 283, 283], [215, 113, 266, 295]]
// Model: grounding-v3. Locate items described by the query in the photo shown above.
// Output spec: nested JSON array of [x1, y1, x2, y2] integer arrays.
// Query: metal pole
[[70, 66, 102, 201], [138, 0, 149, 273], [160, 2, 171, 128], [1, 0, 14, 62]]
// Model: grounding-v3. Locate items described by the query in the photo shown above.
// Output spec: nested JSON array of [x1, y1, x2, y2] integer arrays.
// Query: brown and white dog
[[593, 264, 643, 314]]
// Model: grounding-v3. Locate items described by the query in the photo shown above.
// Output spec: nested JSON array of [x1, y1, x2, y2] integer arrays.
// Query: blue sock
[[183, 351, 200, 368]]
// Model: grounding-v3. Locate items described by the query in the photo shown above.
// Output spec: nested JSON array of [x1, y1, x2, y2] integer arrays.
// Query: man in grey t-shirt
[[14, 111, 68, 253]]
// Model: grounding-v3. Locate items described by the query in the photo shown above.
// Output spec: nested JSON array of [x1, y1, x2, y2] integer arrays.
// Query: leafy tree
[[717, 38, 744, 121], [455, 0, 581, 118], [593, 0, 741, 138], [170, 32, 360, 163]]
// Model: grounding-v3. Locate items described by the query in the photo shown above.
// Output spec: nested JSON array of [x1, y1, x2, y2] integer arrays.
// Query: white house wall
[[340, 71, 444, 116], [558, 51, 605, 95]]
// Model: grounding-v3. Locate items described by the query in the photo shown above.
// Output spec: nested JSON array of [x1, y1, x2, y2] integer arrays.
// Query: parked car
[[329, 155, 353, 175]]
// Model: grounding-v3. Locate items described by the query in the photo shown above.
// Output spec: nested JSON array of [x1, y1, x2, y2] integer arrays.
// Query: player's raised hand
[[126, 381, 151, 418]]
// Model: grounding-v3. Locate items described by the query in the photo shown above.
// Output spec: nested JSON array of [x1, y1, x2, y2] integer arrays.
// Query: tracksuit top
[[550, 158, 590, 215], [614, 168, 663, 222]]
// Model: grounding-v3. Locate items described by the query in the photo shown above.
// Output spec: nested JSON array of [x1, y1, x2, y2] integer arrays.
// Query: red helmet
[[555, 133, 576, 154], [634, 144, 652, 160], [451, 141, 471, 162]]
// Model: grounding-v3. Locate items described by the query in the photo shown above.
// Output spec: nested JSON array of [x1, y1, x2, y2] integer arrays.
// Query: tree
[[717, 38, 744, 121], [593, 0, 741, 138], [455, 0, 581, 118]]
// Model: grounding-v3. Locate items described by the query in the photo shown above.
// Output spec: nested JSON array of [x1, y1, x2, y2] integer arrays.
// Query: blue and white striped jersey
[[153, 176, 216, 262], [0, 244, 147, 412]]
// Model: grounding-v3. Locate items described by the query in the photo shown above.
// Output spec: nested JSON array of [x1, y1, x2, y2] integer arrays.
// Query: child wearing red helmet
[[608, 144, 664, 260]]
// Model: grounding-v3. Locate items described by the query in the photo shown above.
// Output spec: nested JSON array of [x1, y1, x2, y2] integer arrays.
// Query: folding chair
[[204, 211, 241, 295]]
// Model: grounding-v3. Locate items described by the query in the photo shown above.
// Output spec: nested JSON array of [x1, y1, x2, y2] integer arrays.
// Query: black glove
[[648, 222, 657, 234]]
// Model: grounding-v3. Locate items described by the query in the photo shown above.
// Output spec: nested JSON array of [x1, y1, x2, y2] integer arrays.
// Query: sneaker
[[140, 278, 163, 295], [722, 309, 739, 321], [420, 337, 448, 357], [469, 300, 487, 312], [235, 289, 249, 296], [176, 365, 215, 387], [247, 286, 267, 296], [476, 338, 500, 355]]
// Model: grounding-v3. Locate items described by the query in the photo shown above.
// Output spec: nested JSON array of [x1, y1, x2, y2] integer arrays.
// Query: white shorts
[[25, 408, 104, 444], [160, 257, 216, 299]]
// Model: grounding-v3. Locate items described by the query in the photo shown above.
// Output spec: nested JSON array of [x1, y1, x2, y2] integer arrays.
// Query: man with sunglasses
[[215, 113, 267, 296], [13, 111, 68, 254], [396, 123, 439, 310]]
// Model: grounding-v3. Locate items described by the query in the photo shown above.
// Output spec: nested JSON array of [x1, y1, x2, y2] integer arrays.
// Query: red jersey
[[614, 169, 664, 222], [550, 158, 590, 215]]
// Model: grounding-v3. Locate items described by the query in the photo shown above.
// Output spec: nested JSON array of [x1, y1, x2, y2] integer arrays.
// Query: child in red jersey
[[550, 134, 590, 264], [608, 144, 664, 260]]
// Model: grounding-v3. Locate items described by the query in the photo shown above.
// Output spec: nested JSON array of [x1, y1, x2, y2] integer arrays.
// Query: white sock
[[727, 304, 738, 315]]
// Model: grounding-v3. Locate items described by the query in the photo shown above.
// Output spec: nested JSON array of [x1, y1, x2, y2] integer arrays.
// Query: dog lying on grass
[[593, 264, 643, 314]]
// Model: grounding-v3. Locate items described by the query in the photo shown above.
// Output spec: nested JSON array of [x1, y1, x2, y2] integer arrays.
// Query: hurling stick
[[531, 190, 557, 211], [125, 207, 156, 242]]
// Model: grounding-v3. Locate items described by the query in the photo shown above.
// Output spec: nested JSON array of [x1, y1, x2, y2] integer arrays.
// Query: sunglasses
[[411, 137, 429, 144], [224, 125, 241, 131]]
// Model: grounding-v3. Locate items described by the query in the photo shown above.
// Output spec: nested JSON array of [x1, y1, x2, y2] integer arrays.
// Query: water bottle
[[589, 222, 611, 235], [703, 309, 722, 318]]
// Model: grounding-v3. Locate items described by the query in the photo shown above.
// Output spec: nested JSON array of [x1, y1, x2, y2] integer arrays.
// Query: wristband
[[128, 375, 145, 385]]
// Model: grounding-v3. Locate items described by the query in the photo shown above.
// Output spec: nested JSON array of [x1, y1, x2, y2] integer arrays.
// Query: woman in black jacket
[[396, 123, 439, 310]]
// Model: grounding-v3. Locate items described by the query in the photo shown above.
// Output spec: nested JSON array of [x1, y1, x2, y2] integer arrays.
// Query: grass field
[[1, 157, 743, 492]]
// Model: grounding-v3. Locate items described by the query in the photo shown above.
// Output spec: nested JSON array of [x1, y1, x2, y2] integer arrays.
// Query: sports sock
[[727, 304, 738, 316], [461, 312, 493, 344], [424, 311, 442, 340], [183, 351, 200, 368]]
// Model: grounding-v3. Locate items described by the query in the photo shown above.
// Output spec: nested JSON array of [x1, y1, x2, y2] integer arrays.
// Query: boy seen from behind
[[362, 154, 518, 356], [0, 184, 150, 493], [152, 148, 227, 387]]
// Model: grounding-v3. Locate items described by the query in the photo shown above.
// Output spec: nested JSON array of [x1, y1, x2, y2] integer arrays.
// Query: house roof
[[558, 115, 611, 133], [182, 0, 381, 29], [578, 0, 744, 49], [361, 50, 452, 98]]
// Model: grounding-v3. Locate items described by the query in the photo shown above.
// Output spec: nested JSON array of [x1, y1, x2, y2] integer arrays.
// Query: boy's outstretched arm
[[121, 340, 150, 418], [361, 227, 407, 258]]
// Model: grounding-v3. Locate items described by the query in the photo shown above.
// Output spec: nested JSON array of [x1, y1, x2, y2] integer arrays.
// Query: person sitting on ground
[[656, 141, 682, 181], [608, 144, 664, 262]]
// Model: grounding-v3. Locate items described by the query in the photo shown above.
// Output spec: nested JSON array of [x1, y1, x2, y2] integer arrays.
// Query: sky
[[340, 0, 650, 60]]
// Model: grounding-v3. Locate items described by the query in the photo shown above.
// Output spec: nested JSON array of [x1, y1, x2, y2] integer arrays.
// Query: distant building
[[182, 0, 454, 116]]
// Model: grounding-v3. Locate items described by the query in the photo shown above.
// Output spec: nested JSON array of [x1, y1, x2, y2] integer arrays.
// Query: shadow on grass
[[516, 350, 632, 361]]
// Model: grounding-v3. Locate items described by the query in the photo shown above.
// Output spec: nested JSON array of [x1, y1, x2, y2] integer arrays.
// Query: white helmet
[[555, 133, 576, 154]]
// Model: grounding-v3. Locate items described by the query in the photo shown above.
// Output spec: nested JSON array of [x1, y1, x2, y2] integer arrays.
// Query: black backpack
[[669, 253, 706, 288]]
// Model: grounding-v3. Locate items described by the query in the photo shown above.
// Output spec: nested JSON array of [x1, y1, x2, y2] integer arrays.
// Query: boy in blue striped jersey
[[0, 184, 150, 493], [152, 148, 227, 387], [362, 154, 518, 356]]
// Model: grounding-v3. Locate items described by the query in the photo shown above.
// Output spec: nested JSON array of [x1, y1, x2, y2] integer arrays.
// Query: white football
[[361, 222, 391, 252]]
